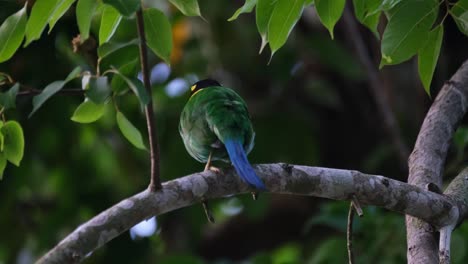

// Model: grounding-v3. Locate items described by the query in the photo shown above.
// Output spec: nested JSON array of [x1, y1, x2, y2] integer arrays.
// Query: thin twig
[[347, 202, 355, 264], [351, 195, 364, 217], [16, 87, 84, 97], [342, 5, 409, 170], [136, 7, 162, 191]]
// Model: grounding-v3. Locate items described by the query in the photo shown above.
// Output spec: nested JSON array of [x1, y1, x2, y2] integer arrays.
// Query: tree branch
[[136, 7, 162, 191], [342, 5, 409, 170], [36, 164, 463, 264], [406, 60, 468, 264]]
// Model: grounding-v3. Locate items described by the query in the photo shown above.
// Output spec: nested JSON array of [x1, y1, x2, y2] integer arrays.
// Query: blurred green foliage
[[0, 0, 467, 263]]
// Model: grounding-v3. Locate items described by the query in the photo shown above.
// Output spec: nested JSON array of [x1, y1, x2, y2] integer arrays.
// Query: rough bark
[[406, 60, 468, 264], [37, 164, 463, 264]]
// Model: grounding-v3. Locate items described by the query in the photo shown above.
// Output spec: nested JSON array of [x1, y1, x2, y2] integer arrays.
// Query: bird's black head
[[190, 79, 221, 96]]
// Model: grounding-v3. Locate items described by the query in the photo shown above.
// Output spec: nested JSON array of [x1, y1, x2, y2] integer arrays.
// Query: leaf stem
[[136, 7, 162, 192]]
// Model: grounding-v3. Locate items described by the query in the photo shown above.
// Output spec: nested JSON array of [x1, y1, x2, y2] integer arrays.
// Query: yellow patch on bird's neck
[[190, 85, 197, 92], [190, 88, 203, 98]]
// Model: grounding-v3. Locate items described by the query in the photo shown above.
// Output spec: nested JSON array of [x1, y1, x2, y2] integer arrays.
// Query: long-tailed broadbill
[[179, 79, 266, 191]]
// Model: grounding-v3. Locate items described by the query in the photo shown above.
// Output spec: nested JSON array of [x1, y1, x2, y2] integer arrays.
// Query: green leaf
[[103, 0, 140, 17], [352, 0, 381, 37], [49, 0, 76, 33], [380, 0, 438, 67], [451, 2, 468, 37], [143, 8, 173, 64], [418, 25, 443, 96], [0, 152, 7, 180], [267, 0, 304, 57], [116, 111, 146, 150], [169, 0, 202, 17], [315, 0, 346, 39], [111, 68, 149, 106], [71, 100, 105, 123], [305, 0, 314, 5], [0, 83, 19, 110], [228, 0, 257, 21], [110, 59, 138, 93], [30, 67, 82, 117], [2, 121, 24, 166], [86, 76, 111, 104], [76, 0, 99, 42], [256, 0, 277, 53], [99, 5, 123, 45], [24, 0, 61, 46], [97, 39, 139, 59], [0, 4, 28, 63]]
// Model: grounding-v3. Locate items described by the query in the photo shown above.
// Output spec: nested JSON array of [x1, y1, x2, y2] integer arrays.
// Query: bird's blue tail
[[224, 139, 266, 190]]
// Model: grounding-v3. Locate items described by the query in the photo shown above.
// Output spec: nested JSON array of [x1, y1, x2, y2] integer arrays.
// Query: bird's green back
[[179, 86, 255, 163]]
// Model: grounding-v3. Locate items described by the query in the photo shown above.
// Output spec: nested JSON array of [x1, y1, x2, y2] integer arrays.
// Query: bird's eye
[[190, 85, 197, 92]]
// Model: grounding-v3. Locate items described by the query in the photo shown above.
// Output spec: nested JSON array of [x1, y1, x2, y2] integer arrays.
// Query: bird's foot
[[201, 198, 215, 223], [204, 165, 222, 174]]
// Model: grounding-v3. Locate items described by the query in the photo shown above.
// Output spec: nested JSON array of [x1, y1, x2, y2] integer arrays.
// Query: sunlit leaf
[[228, 0, 257, 21], [2, 121, 24, 166], [24, 0, 61, 46], [49, 0, 76, 33], [315, 0, 346, 39], [116, 111, 146, 150], [143, 8, 173, 64], [99, 5, 123, 45], [418, 25, 443, 96], [256, 0, 277, 53], [71, 100, 106, 123], [268, 0, 304, 57], [380, 0, 438, 67], [30, 67, 82, 117], [0, 83, 19, 110], [86, 76, 111, 104], [169, 0, 202, 17], [103, 0, 140, 17], [0, 4, 27, 63], [76, 0, 99, 42]]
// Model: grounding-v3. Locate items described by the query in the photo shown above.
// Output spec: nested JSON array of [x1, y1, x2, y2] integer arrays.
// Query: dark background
[[0, 0, 467, 263]]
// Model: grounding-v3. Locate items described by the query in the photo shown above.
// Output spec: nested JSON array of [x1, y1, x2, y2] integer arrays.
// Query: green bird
[[179, 79, 266, 190]]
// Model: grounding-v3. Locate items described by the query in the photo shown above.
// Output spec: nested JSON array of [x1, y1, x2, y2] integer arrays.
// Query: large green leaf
[[48, 0, 76, 33], [99, 5, 123, 45], [143, 8, 173, 64], [116, 111, 146, 150], [0, 4, 27, 63], [256, 0, 277, 53], [71, 100, 106, 123], [1, 121, 24, 166], [315, 0, 346, 39], [110, 59, 138, 93], [111, 68, 149, 106], [86, 76, 111, 104], [169, 0, 202, 17], [76, 0, 99, 42], [103, 0, 140, 17], [0, 83, 19, 110], [352, 0, 381, 37], [24, 0, 61, 46], [380, 0, 438, 67], [29, 67, 82, 117], [228, 0, 257, 21], [418, 25, 443, 96], [267, 0, 304, 57]]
